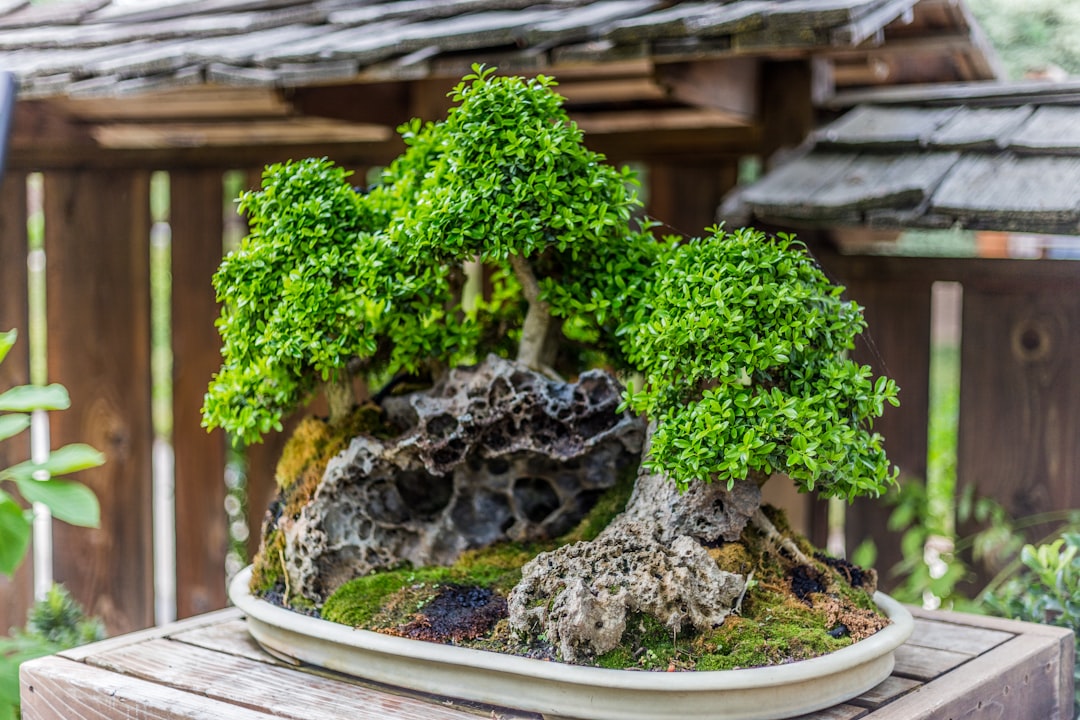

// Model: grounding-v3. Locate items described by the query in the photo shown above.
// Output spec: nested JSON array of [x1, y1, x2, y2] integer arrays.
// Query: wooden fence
[[0, 165, 1077, 636]]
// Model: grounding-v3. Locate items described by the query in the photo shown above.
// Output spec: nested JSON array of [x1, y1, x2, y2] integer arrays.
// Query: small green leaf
[[0, 384, 71, 412], [0, 413, 30, 442], [0, 496, 31, 575], [14, 477, 99, 527], [6, 443, 106, 483], [0, 329, 16, 366]]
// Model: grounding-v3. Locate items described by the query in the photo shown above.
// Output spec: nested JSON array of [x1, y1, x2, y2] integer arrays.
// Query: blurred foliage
[[969, 0, 1080, 79], [983, 534, 1080, 718], [0, 585, 104, 720]]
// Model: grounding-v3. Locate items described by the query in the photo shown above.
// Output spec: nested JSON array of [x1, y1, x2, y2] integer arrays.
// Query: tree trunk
[[323, 371, 355, 425], [508, 424, 762, 660], [509, 254, 554, 372]]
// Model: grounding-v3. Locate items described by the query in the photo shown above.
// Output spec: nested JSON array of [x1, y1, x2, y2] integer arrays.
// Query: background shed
[[0, 0, 1001, 634]]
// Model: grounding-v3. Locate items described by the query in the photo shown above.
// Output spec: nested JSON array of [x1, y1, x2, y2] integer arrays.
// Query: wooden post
[[957, 279, 1080, 587], [842, 277, 933, 586], [0, 170, 32, 631], [44, 169, 155, 634], [169, 169, 228, 618]]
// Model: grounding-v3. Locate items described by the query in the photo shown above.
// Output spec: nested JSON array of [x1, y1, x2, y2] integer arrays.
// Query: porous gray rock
[[278, 355, 645, 602], [507, 426, 757, 661], [508, 522, 746, 661]]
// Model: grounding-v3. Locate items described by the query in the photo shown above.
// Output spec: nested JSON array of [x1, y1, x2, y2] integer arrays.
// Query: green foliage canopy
[[388, 65, 640, 271], [621, 227, 899, 499], [203, 159, 474, 443], [203, 68, 899, 504]]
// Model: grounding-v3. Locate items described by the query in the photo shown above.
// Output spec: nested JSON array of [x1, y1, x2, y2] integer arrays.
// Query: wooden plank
[[20, 655, 279, 719], [793, 705, 867, 719], [892, 643, 972, 681], [657, 57, 759, 119], [957, 286, 1080, 578], [86, 638, 498, 720], [170, 617, 275, 664], [574, 107, 751, 134], [816, 105, 959, 149], [56, 86, 292, 121], [0, 170, 31, 634], [91, 119, 393, 149], [870, 634, 1071, 719], [831, 0, 918, 46], [1007, 105, 1080, 154], [931, 154, 1080, 228], [927, 105, 1032, 150], [807, 152, 960, 215], [526, 0, 662, 45], [44, 169, 155, 635], [848, 675, 920, 708], [169, 169, 229, 619], [60, 608, 239, 662], [906, 617, 1012, 655]]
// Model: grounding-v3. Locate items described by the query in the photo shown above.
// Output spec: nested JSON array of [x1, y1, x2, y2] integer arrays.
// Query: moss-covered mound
[[304, 476, 887, 671]]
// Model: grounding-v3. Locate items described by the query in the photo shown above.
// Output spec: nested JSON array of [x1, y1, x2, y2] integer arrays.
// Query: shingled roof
[[0, 0, 1002, 170], [0, 0, 998, 99], [724, 81, 1080, 236]]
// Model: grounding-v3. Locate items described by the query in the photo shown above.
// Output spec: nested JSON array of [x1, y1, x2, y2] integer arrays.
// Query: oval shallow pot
[[229, 566, 913, 720]]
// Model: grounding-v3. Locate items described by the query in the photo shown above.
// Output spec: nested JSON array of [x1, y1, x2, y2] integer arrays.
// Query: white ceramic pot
[[229, 566, 913, 720]]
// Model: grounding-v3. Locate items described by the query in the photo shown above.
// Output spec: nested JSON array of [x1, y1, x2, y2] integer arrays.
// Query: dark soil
[[815, 553, 873, 590], [788, 565, 827, 603], [398, 584, 508, 643]]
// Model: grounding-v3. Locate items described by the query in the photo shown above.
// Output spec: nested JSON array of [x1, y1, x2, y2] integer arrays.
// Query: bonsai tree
[[209, 66, 901, 665]]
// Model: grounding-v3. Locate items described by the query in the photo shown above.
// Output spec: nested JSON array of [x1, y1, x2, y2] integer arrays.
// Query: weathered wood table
[[19, 605, 1075, 720]]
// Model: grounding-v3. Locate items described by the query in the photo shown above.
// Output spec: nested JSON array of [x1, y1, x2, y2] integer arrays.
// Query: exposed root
[[279, 548, 291, 604], [751, 507, 812, 567]]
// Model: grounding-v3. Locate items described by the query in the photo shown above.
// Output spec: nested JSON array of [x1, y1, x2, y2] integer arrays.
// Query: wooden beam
[[169, 169, 229, 619], [656, 57, 759, 120], [45, 168, 155, 634], [0, 170, 32, 633], [90, 119, 394, 150], [574, 107, 752, 134], [53, 86, 293, 122], [558, 77, 667, 105]]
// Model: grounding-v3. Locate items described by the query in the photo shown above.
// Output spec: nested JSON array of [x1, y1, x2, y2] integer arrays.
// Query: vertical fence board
[[841, 278, 932, 585], [958, 283, 1080, 581], [44, 170, 154, 634], [0, 171, 31, 631], [169, 170, 228, 618]]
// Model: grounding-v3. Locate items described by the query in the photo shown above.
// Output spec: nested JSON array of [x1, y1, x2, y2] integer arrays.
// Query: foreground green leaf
[[13, 478, 99, 528], [0, 498, 31, 575], [0, 384, 70, 412]]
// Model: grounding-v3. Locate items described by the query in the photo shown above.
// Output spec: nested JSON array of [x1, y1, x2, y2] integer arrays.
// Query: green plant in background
[[0, 329, 103, 576], [621, 226, 899, 499], [983, 534, 1080, 717], [0, 585, 104, 720]]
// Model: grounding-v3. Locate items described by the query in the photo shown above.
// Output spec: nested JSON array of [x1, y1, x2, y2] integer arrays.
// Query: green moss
[[595, 614, 676, 670], [695, 589, 849, 671], [249, 528, 286, 596], [275, 404, 392, 492], [323, 567, 453, 627]]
